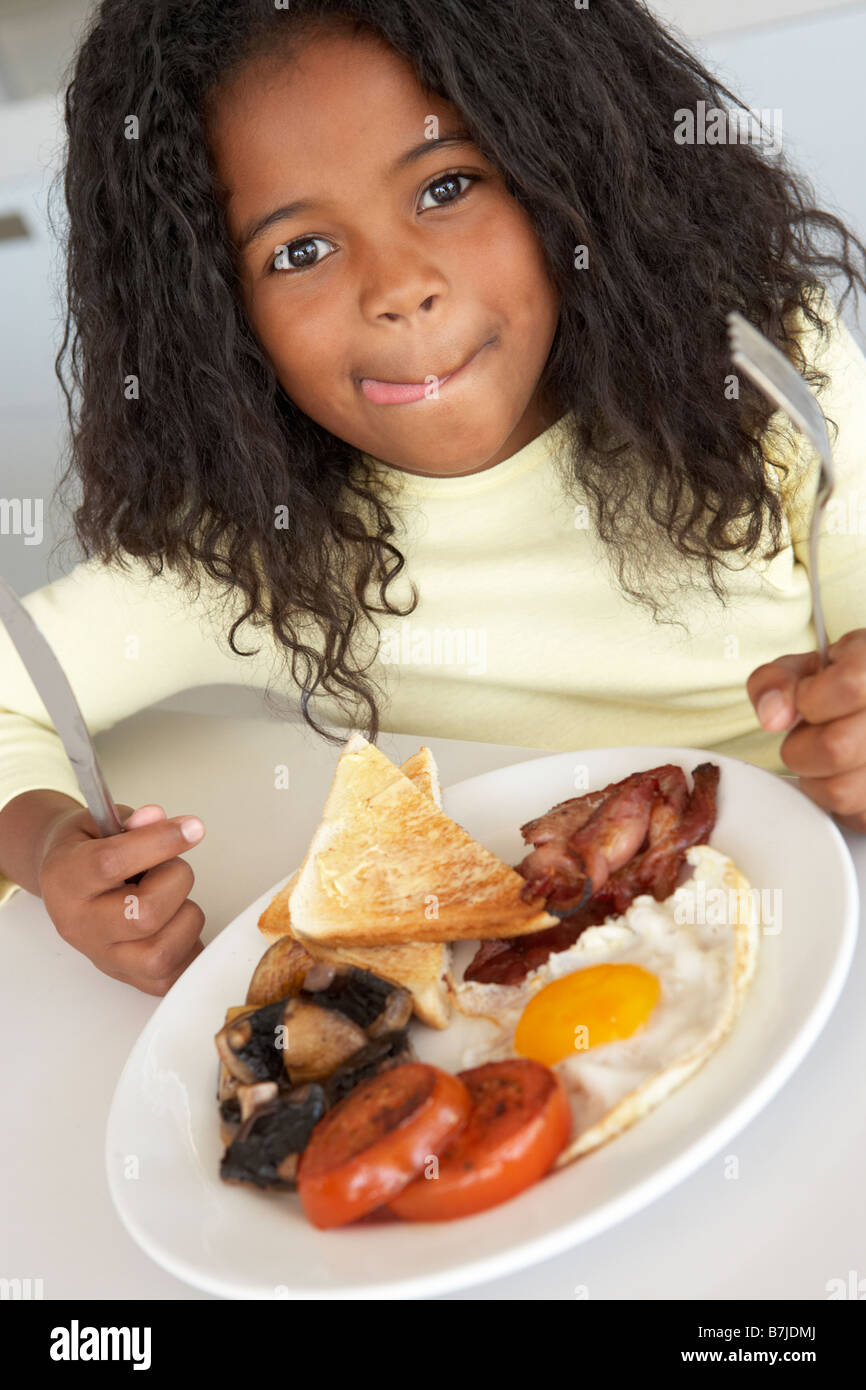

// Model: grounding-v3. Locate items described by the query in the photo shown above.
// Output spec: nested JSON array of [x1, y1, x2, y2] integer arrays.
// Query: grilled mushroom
[[278, 998, 368, 1084], [214, 997, 287, 1084], [323, 1030, 416, 1106], [216, 966, 418, 1172], [302, 960, 338, 990], [217, 1058, 241, 1105], [237, 1080, 280, 1124], [302, 966, 412, 1038], [218, 1072, 282, 1138], [220, 1084, 327, 1190], [245, 937, 316, 1007]]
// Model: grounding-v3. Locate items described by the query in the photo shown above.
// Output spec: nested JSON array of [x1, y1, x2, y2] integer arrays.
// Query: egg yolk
[[513, 963, 660, 1065]]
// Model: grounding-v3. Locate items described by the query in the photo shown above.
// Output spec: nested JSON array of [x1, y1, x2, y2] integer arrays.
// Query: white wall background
[[657, 0, 863, 36], [2, 0, 866, 599]]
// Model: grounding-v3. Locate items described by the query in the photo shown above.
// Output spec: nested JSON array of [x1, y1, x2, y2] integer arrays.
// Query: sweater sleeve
[[0, 551, 261, 909], [775, 292, 866, 640]]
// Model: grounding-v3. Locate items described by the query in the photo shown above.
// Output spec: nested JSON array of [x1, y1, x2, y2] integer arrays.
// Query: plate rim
[[104, 743, 860, 1299]]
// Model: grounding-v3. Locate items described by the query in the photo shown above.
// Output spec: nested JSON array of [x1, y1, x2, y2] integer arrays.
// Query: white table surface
[[2, 695, 863, 1301]]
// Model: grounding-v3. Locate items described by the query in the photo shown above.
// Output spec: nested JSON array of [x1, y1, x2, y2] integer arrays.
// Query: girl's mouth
[[358, 339, 492, 406]]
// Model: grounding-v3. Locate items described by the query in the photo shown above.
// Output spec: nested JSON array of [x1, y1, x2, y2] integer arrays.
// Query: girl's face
[[207, 29, 561, 478]]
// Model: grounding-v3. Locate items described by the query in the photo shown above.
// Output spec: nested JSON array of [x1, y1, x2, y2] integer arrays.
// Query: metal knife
[[0, 575, 143, 885]]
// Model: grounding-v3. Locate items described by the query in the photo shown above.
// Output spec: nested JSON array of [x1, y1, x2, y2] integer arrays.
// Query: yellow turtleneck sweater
[[1, 296, 864, 909]]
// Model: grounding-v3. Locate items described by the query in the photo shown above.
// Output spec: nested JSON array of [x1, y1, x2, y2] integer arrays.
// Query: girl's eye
[[417, 170, 480, 212], [266, 171, 480, 276], [268, 236, 334, 276]]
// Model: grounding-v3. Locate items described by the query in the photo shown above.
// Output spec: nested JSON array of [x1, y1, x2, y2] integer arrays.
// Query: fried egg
[[450, 844, 760, 1167]]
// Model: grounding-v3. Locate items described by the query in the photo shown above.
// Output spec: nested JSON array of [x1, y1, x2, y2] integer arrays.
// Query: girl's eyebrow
[[236, 126, 476, 254]]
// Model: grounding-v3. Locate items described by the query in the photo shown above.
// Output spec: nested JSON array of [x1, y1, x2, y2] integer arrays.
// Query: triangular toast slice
[[289, 732, 559, 947], [257, 740, 452, 1028]]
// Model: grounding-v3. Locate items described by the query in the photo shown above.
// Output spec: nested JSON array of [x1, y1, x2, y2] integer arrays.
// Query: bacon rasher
[[464, 763, 720, 986]]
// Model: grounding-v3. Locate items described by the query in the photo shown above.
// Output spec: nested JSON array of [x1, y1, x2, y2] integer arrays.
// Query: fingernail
[[757, 690, 789, 730], [179, 816, 205, 843]]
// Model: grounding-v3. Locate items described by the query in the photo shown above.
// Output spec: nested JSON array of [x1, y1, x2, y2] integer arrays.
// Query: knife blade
[[0, 575, 143, 884]]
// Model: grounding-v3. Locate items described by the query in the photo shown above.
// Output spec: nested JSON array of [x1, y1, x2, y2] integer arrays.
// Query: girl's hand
[[38, 801, 207, 994], [747, 630, 866, 832]]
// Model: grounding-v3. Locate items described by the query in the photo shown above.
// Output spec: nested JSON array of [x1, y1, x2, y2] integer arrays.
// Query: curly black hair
[[50, 0, 866, 745]]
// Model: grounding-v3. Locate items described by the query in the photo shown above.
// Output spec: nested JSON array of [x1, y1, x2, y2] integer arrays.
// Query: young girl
[[2, 0, 866, 995]]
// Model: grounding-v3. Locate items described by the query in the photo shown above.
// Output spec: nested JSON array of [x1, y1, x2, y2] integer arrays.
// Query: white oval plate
[[105, 745, 858, 1299]]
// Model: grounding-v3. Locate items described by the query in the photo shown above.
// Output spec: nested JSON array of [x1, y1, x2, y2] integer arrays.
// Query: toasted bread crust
[[257, 739, 452, 1028], [289, 734, 559, 947], [397, 745, 442, 808]]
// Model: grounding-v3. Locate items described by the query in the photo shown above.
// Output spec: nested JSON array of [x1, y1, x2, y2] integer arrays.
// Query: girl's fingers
[[99, 855, 196, 943], [747, 651, 822, 731], [748, 633, 866, 735], [793, 632, 866, 724], [107, 896, 206, 987], [141, 937, 206, 998], [780, 707, 866, 779], [78, 814, 205, 898], [796, 764, 866, 821], [122, 804, 167, 828], [100, 935, 205, 997]]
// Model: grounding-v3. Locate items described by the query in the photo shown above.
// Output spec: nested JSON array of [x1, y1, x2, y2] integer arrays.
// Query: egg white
[[450, 844, 760, 1166]]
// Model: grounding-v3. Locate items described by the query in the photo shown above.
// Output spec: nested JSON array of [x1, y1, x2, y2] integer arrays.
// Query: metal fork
[[539, 316, 836, 923], [726, 309, 836, 667]]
